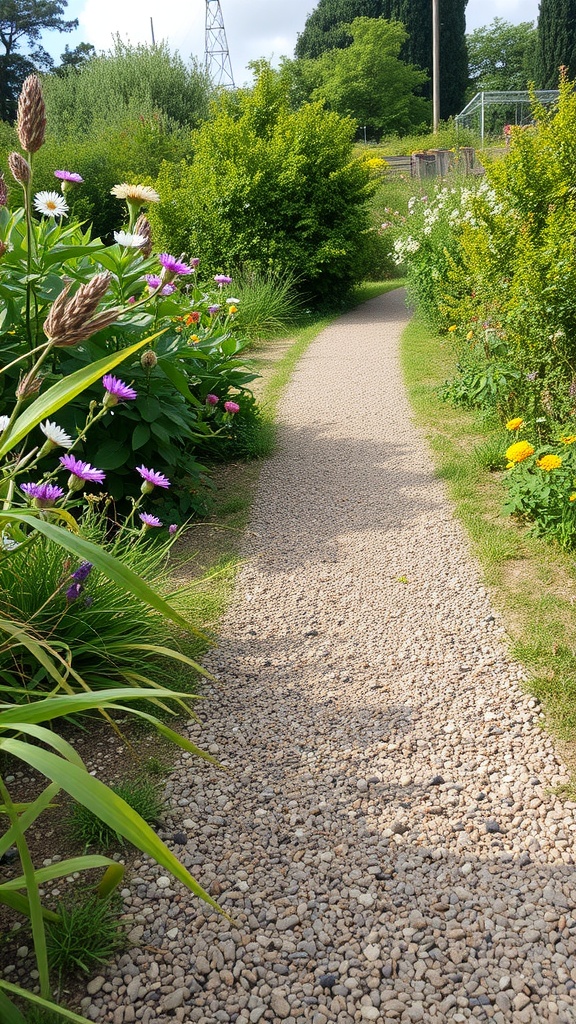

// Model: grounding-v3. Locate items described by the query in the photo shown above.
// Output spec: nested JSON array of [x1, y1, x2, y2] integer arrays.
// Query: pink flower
[[139, 512, 163, 528], [206, 394, 219, 406], [102, 374, 137, 408], [136, 465, 171, 494], [60, 454, 105, 491], [214, 274, 232, 287], [169, 523, 178, 535], [54, 170, 83, 184], [224, 400, 240, 415], [158, 253, 193, 282]]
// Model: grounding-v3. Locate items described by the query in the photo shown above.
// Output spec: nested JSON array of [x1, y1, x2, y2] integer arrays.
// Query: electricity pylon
[[205, 0, 235, 88]]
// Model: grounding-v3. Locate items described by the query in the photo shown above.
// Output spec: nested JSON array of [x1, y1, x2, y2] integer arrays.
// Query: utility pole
[[150, 17, 155, 46], [432, 0, 440, 132]]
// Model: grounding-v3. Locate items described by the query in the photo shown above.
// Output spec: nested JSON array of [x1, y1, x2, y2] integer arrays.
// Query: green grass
[[45, 893, 124, 981], [401, 315, 576, 764], [68, 779, 165, 850]]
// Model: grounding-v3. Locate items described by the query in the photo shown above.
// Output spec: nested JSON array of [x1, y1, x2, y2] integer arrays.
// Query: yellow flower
[[536, 454, 562, 471], [570, 494, 576, 502], [228, 305, 238, 314], [506, 417, 524, 431], [448, 324, 458, 332], [505, 462, 515, 469], [188, 334, 199, 345], [561, 435, 576, 444], [506, 440, 535, 464], [466, 330, 474, 340]]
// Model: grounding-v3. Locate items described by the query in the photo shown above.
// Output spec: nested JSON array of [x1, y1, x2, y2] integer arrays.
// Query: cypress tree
[[536, 0, 576, 88]]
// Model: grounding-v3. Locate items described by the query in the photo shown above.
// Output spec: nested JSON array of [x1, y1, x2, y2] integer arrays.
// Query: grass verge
[[401, 315, 576, 776]]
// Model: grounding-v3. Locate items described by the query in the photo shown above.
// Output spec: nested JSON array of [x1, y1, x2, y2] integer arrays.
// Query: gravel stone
[[80, 290, 576, 1023]]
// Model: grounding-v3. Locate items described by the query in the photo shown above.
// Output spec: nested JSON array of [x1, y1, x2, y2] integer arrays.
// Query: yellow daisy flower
[[506, 417, 524, 431], [506, 440, 535, 464], [536, 454, 562, 471]]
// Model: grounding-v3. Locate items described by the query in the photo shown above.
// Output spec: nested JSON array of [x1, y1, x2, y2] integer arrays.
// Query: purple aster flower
[[66, 582, 83, 602], [161, 282, 176, 295], [169, 523, 178, 535], [145, 274, 162, 290], [139, 512, 163, 528], [158, 253, 193, 282], [214, 274, 232, 287], [208, 304, 221, 315], [190, 258, 200, 269], [224, 400, 240, 415], [136, 465, 171, 494], [206, 393, 219, 406], [21, 481, 65, 507], [60, 454, 106, 491], [102, 374, 137, 408], [71, 561, 93, 583], [54, 170, 83, 184]]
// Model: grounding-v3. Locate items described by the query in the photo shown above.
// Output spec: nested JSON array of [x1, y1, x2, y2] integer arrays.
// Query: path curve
[[89, 289, 576, 1024]]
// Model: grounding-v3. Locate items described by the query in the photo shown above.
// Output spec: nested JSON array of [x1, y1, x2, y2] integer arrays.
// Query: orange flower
[[536, 454, 562, 471], [506, 440, 535, 464]]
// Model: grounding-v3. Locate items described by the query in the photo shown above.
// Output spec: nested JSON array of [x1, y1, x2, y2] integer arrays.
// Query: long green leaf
[[0, 982, 91, 1024], [1, 722, 84, 768], [2, 854, 117, 891], [0, 887, 60, 922], [0, 783, 60, 859], [0, 686, 199, 725], [0, 515, 210, 641], [0, 331, 166, 457], [0, 616, 73, 689], [0, 988, 27, 1024], [1, 739, 229, 918]]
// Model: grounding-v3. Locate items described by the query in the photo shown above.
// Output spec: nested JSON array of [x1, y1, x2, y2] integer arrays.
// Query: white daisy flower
[[40, 420, 74, 449], [33, 191, 69, 219], [0, 415, 10, 433], [226, 297, 240, 304], [114, 230, 147, 248], [110, 183, 160, 204]]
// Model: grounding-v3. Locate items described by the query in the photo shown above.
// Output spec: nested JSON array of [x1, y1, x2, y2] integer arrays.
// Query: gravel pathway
[[86, 289, 576, 1024]]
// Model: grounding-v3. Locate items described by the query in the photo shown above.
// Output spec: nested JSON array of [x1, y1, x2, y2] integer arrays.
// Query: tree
[[536, 0, 576, 88], [310, 17, 429, 135], [467, 18, 537, 95], [55, 41, 97, 76], [0, 1, 77, 119], [294, 0, 468, 121], [295, 0, 382, 58]]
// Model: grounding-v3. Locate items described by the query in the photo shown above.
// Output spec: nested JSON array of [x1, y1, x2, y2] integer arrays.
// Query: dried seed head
[[17, 74, 46, 154], [134, 213, 152, 257], [8, 152, 31, 186], [0, 174, 8, 207], [0, 241, 8, 259], [140, 349, 158, 370], [16, 371, 43, 400], [43, 272, 119, 347]]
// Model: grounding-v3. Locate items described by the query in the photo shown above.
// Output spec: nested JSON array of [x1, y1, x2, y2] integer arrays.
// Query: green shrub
[[233, 269, 302, 342], [148, 62, 376, 303]]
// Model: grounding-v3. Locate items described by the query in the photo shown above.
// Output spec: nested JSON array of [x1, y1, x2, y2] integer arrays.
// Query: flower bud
[[16, 371, 42, 400], [134, 213, 153, 257], [0, 174, 8, 207], [8, 152, 31, 186], [140, 349, 158, 370]]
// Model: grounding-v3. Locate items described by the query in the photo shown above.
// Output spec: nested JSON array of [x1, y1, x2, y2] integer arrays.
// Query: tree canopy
[[307, 17, 429, 135], [466, 18, 537, 95], [0, 0, 77, 119], [536, 0, 576, 88], [294, 0, 468, 120]]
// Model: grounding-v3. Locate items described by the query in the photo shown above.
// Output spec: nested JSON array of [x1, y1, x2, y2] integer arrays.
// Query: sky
[[45, 0, 541, 87]]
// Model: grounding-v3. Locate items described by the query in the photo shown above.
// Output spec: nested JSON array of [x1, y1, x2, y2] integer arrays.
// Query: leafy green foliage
[[503, 435, 576, 548], [233, 269, 302, 342], [149, 63, 376, 302], [308, 18, 429, 136], [0, 1, 77, 120], [466, 18, 538, 96]]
